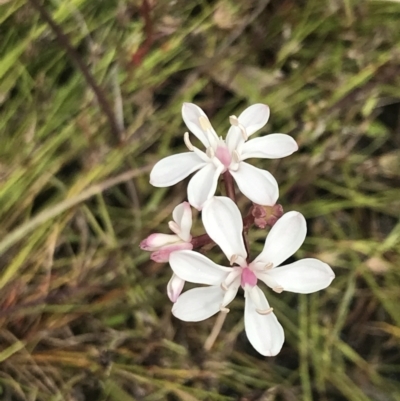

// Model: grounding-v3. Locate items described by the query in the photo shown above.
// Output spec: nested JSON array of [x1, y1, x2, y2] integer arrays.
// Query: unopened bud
[[252, 203, 284, 229]]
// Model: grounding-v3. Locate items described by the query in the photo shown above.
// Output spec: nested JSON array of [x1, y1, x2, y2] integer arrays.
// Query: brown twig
[[131, 0, 154, 65], [28, 0, 123, 143]]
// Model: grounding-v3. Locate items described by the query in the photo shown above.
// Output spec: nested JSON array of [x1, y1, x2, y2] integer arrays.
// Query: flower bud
[[252, 204, 284, 229]]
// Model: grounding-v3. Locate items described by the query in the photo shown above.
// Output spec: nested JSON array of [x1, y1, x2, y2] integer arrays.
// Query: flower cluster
[[141, 103, 335, 356]]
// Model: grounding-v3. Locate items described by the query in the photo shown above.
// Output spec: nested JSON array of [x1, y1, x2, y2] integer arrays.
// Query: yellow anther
[[199, 116, 212, 131], [264, 262, 273, 270], [256, 307, 274, 315], [220, 307, 230, 313], [229, 115, 247, 140], [273, 286, 284, 294], [229, 115, 239, 126]]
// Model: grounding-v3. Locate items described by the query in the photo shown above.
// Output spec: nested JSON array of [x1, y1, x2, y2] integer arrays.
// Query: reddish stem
[[132, 0, 154, 65], [243, 209, 255, 232], [191, 233, 212, 249], [222, 171, 236, 202]]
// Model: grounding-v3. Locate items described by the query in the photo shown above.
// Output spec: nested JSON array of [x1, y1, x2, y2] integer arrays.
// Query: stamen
[[220, 307, 230, 313], [192, 147, 210, 163], [184, 132, 194, 151], [238, 124, 247, 140], [273, 286, 284, 293], [229, 115, 248, 140], [210, 157, 224, 172], [224, 268, 241, 288], [264, 262, 273, 270], [199, 116, 212, 131], [230, 254, 239, 265], [229, 115, 238, 126], [232, 150, 240, 163], [206, 147, 215, 158], [220, 282, 228, 291], [256, 307, 274, 315]]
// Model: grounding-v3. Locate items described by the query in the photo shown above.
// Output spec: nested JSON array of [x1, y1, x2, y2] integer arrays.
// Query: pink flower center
[[215, 144, 232, 168], [241, 267, 257, 288]]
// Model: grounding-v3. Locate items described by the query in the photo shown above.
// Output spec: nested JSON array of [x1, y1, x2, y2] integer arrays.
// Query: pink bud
[[140, 233, 180, 251], [252, 203, 284, 229], [150, 243, 193, 263]]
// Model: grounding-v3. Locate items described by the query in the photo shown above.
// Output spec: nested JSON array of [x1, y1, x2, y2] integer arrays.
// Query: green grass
[[1, 0, 400, 400]]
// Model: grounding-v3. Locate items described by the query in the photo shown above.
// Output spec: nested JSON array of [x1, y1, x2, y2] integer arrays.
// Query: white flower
[[140, 202, 193, 302], [150, 103, 298, 210], [169, 197, 335, 356]]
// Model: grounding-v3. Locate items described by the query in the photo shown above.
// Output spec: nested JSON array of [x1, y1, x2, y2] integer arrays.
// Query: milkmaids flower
[[169, 197, 335, 356], [150, 103, 298, 209], [140, 202, 193, 302]]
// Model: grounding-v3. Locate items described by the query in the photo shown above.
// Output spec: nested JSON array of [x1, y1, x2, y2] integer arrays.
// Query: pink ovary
[[241, 267, 258, 288], [215, 145, 232, 168]]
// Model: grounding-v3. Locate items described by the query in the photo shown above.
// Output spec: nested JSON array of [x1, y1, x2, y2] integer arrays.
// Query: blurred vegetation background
[[1, 0, 400, 400]]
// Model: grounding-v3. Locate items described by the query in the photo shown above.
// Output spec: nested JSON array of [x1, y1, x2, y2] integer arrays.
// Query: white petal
[[238, 104, 270, 137], [202, 197, 247, 264], [244, 286, 284, 356], [172, 202, 185, 226], [241, 134, 298, 160], [230, 162, 279, 206], [172, 202, 192, 241], [187, 163, 221, 210], [182, 103, 218, 148], [169, 250, 231, 285], [150, 152, 205, 187], [253, 211, 306, 268], [167, 274, 185, 302], [172, 286, 224, 322], [226, 125, 245, 153], [267, 258, 335, 294], [253, 271, 280, 291]]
